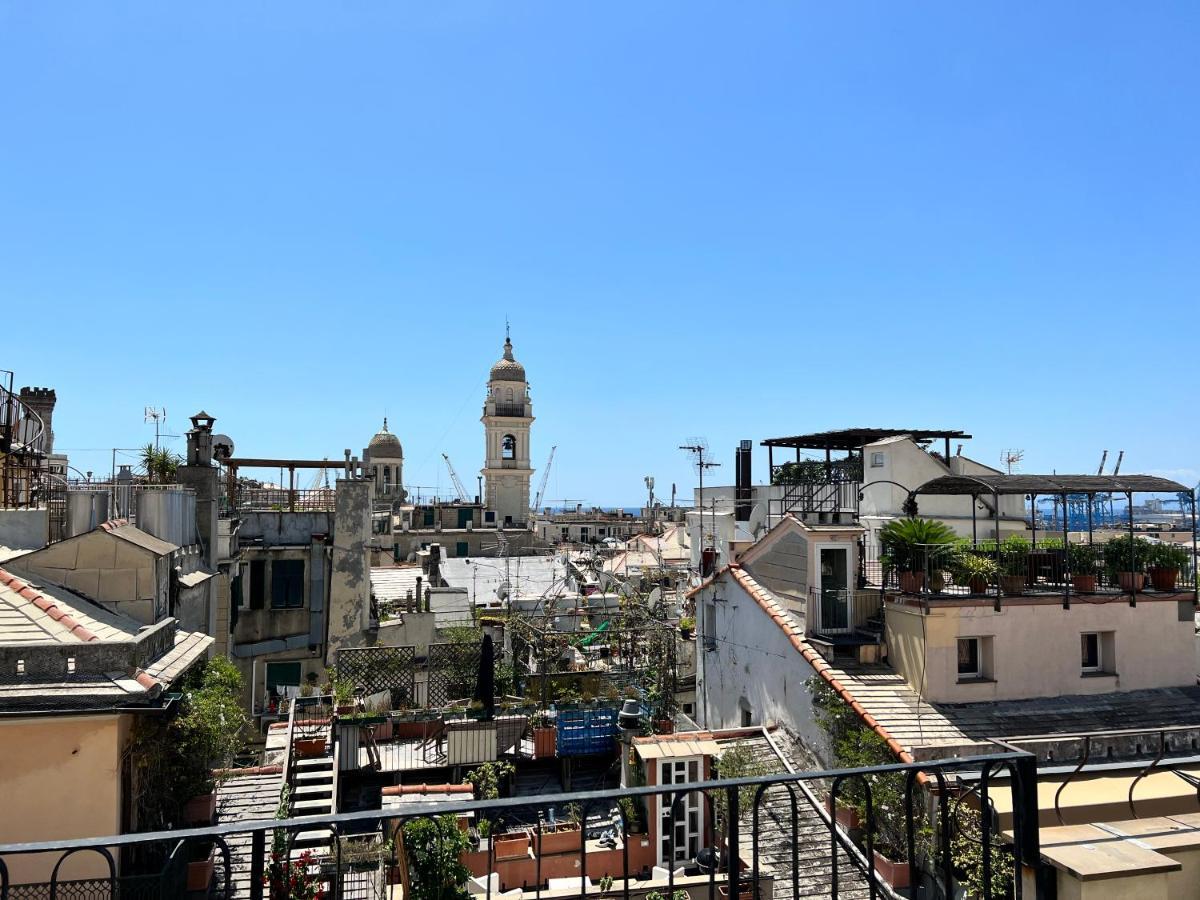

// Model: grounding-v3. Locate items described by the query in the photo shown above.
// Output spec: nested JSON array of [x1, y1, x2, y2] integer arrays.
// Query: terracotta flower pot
[[1118, 572, 1145, 592], [537, 823, 581, 854], [871, 850, 911, 889], [1000, 574, 1026, 596], [533, 726, 556, 759], [1072, 574, 1097, 594], [493, 831, 531, 860], [825, 796, 860, 829], [967, 575, 989, 594], [295, 737, 327, 758], [897, 571, 924, 594], [1151, 567, 1180, 592], [187, 858, 214, 892], [183, 793, 216, 826]]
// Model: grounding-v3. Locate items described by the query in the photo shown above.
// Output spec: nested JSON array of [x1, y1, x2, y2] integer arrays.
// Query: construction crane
[[532, 445, 557, 512], [441, 453, 470, 503]]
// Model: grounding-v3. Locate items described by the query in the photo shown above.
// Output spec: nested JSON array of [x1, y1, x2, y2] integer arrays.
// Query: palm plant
[[880, 517, 958, 592], [139, 442, 182, 483]]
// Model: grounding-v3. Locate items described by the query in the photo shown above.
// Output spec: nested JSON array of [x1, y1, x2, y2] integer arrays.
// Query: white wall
[[695, 576, 832, 765], [885, 597, 1197, 703]]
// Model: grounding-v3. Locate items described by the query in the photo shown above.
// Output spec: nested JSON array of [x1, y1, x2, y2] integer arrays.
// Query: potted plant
[[1103, 535, 1150, 592], [492, 829, 531, 860], [186, 841, 215, 892], [952, 551, 999, 595], [1068, 542, 1099, 593], [177, 658, 247, 827], [678, 616, 695, 639], [1148, 542, 1190, 592], [531, 712, 556, 759], [295, 734, 328, 758], [879, 517, 958, 594], [619, 796, 645, 834], [327, 668, 357, 715], [538, 811, 583, 854], [998, 535, 1031, 596]]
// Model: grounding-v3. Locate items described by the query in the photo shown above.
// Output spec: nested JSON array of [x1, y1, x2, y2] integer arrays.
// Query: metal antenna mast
[[680, 439, 721, 567]]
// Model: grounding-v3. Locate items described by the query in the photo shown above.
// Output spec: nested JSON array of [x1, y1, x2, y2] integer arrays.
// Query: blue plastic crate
[[555, 707, 618, 756]]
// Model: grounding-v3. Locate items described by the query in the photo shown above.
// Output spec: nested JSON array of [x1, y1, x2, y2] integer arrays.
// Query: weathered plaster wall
[[696, 577, 832, 766], [0, 714, 128, 885]]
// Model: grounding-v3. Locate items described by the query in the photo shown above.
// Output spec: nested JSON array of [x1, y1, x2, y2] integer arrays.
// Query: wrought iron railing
[[0, 749, 1042, 900], [881, 539, 1199, 605]]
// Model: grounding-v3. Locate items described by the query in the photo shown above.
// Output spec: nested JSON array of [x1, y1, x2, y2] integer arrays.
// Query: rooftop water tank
[[66, 490, 110, 538], [136, 487, 197, 547]]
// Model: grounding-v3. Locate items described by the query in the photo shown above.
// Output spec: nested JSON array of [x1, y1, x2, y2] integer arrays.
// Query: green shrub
[[880, 518, 958, 573]]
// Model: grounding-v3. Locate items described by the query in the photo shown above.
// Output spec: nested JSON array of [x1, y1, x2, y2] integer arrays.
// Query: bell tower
[[481, 328, 534, 526]]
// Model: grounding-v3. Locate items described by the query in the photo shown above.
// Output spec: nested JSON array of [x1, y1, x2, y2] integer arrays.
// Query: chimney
[[735, 439, 753, 522]]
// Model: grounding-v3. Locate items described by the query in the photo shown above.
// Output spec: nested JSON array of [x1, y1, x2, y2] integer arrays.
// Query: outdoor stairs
[[286, 716, 338, 862], [290, 755, 337, 857]]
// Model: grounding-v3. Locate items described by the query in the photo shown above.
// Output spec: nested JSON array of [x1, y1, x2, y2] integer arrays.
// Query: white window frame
[[957, 637, 982, 679], [1081, 632, 1102, 673], [870, 452, 885, 467]]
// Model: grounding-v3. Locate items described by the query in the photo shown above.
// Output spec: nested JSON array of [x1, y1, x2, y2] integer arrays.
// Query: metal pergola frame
[[908, 473, 1198, 608]]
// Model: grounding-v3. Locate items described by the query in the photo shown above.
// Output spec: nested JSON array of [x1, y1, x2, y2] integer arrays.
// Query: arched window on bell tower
[[383, 465, 391, 488], [502, 434, 516, 460]]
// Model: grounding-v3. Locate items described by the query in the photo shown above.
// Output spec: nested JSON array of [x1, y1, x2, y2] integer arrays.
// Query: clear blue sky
[[3, 3, 1198, 504]]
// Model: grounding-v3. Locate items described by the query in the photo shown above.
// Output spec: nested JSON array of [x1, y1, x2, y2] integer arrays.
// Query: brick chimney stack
[[19, 386, 56, 453]]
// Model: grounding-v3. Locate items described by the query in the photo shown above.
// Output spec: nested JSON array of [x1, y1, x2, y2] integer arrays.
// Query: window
[[871, 452, 885, 467], [271, 559, 305, 609], [502, 434, 516, 460], [1081, 633, 1102, 672], [957, 638, 981, 678], [383, 465, 391, 486], [248, 559, 266, 610], [266, 661, 302, 694], [741, 708, 753, 727], [704, 603, 717, 651]]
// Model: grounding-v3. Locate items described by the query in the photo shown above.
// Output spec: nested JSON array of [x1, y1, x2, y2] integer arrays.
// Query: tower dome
[[489, 337, 526, 383], [368, 418, 403, 457]]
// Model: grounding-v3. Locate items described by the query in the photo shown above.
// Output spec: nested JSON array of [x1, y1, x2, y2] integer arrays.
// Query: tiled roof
[[139, 628, 214, 688], [215, 767, 285, 899], [717, 729, 873, 899], [0, 567, 142, 643]]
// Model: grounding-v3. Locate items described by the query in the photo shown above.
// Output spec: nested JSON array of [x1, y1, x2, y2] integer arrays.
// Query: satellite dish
[[646, 586, 662, 607], [747, 502, 767, 538], [212, 434, 235, 460], [496, 579, 511, 601]]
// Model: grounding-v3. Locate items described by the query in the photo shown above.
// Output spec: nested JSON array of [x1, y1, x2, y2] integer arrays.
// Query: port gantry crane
[[531, 444, 557, 512], [441, 453, 471, 503]]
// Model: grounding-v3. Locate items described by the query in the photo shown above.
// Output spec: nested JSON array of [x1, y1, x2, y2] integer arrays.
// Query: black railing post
[[249, 828, 266, 900], [1013, 752, 1042, 892], [726, 783, 740, 900]]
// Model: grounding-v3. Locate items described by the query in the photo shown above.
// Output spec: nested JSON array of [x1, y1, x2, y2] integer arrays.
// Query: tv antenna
[[144, 406, 167, 450], [680, 438, 721, 551], [1000, 449, 1024, 475]]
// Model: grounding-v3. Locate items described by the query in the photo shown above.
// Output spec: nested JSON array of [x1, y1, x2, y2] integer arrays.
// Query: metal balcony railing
[[0, 749, 1041, 900]]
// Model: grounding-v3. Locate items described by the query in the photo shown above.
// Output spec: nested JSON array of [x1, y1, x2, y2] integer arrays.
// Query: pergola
[[761, 428, 971, 476], [910, 472, 1198, 603]]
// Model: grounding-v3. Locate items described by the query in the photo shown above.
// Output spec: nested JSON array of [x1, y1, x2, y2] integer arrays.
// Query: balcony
[[881, 473, 1199, 604], [0, 748, 1043, 900]]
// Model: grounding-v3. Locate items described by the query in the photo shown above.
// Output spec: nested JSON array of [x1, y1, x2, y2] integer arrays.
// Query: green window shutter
[[249, 560, 266, 610]]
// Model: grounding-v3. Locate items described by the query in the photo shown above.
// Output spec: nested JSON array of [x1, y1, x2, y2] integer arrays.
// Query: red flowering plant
[[263, 848, 325, 900]]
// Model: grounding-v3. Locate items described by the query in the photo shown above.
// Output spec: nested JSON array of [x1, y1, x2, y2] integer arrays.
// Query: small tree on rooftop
[[403, 815, 471, 900]]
